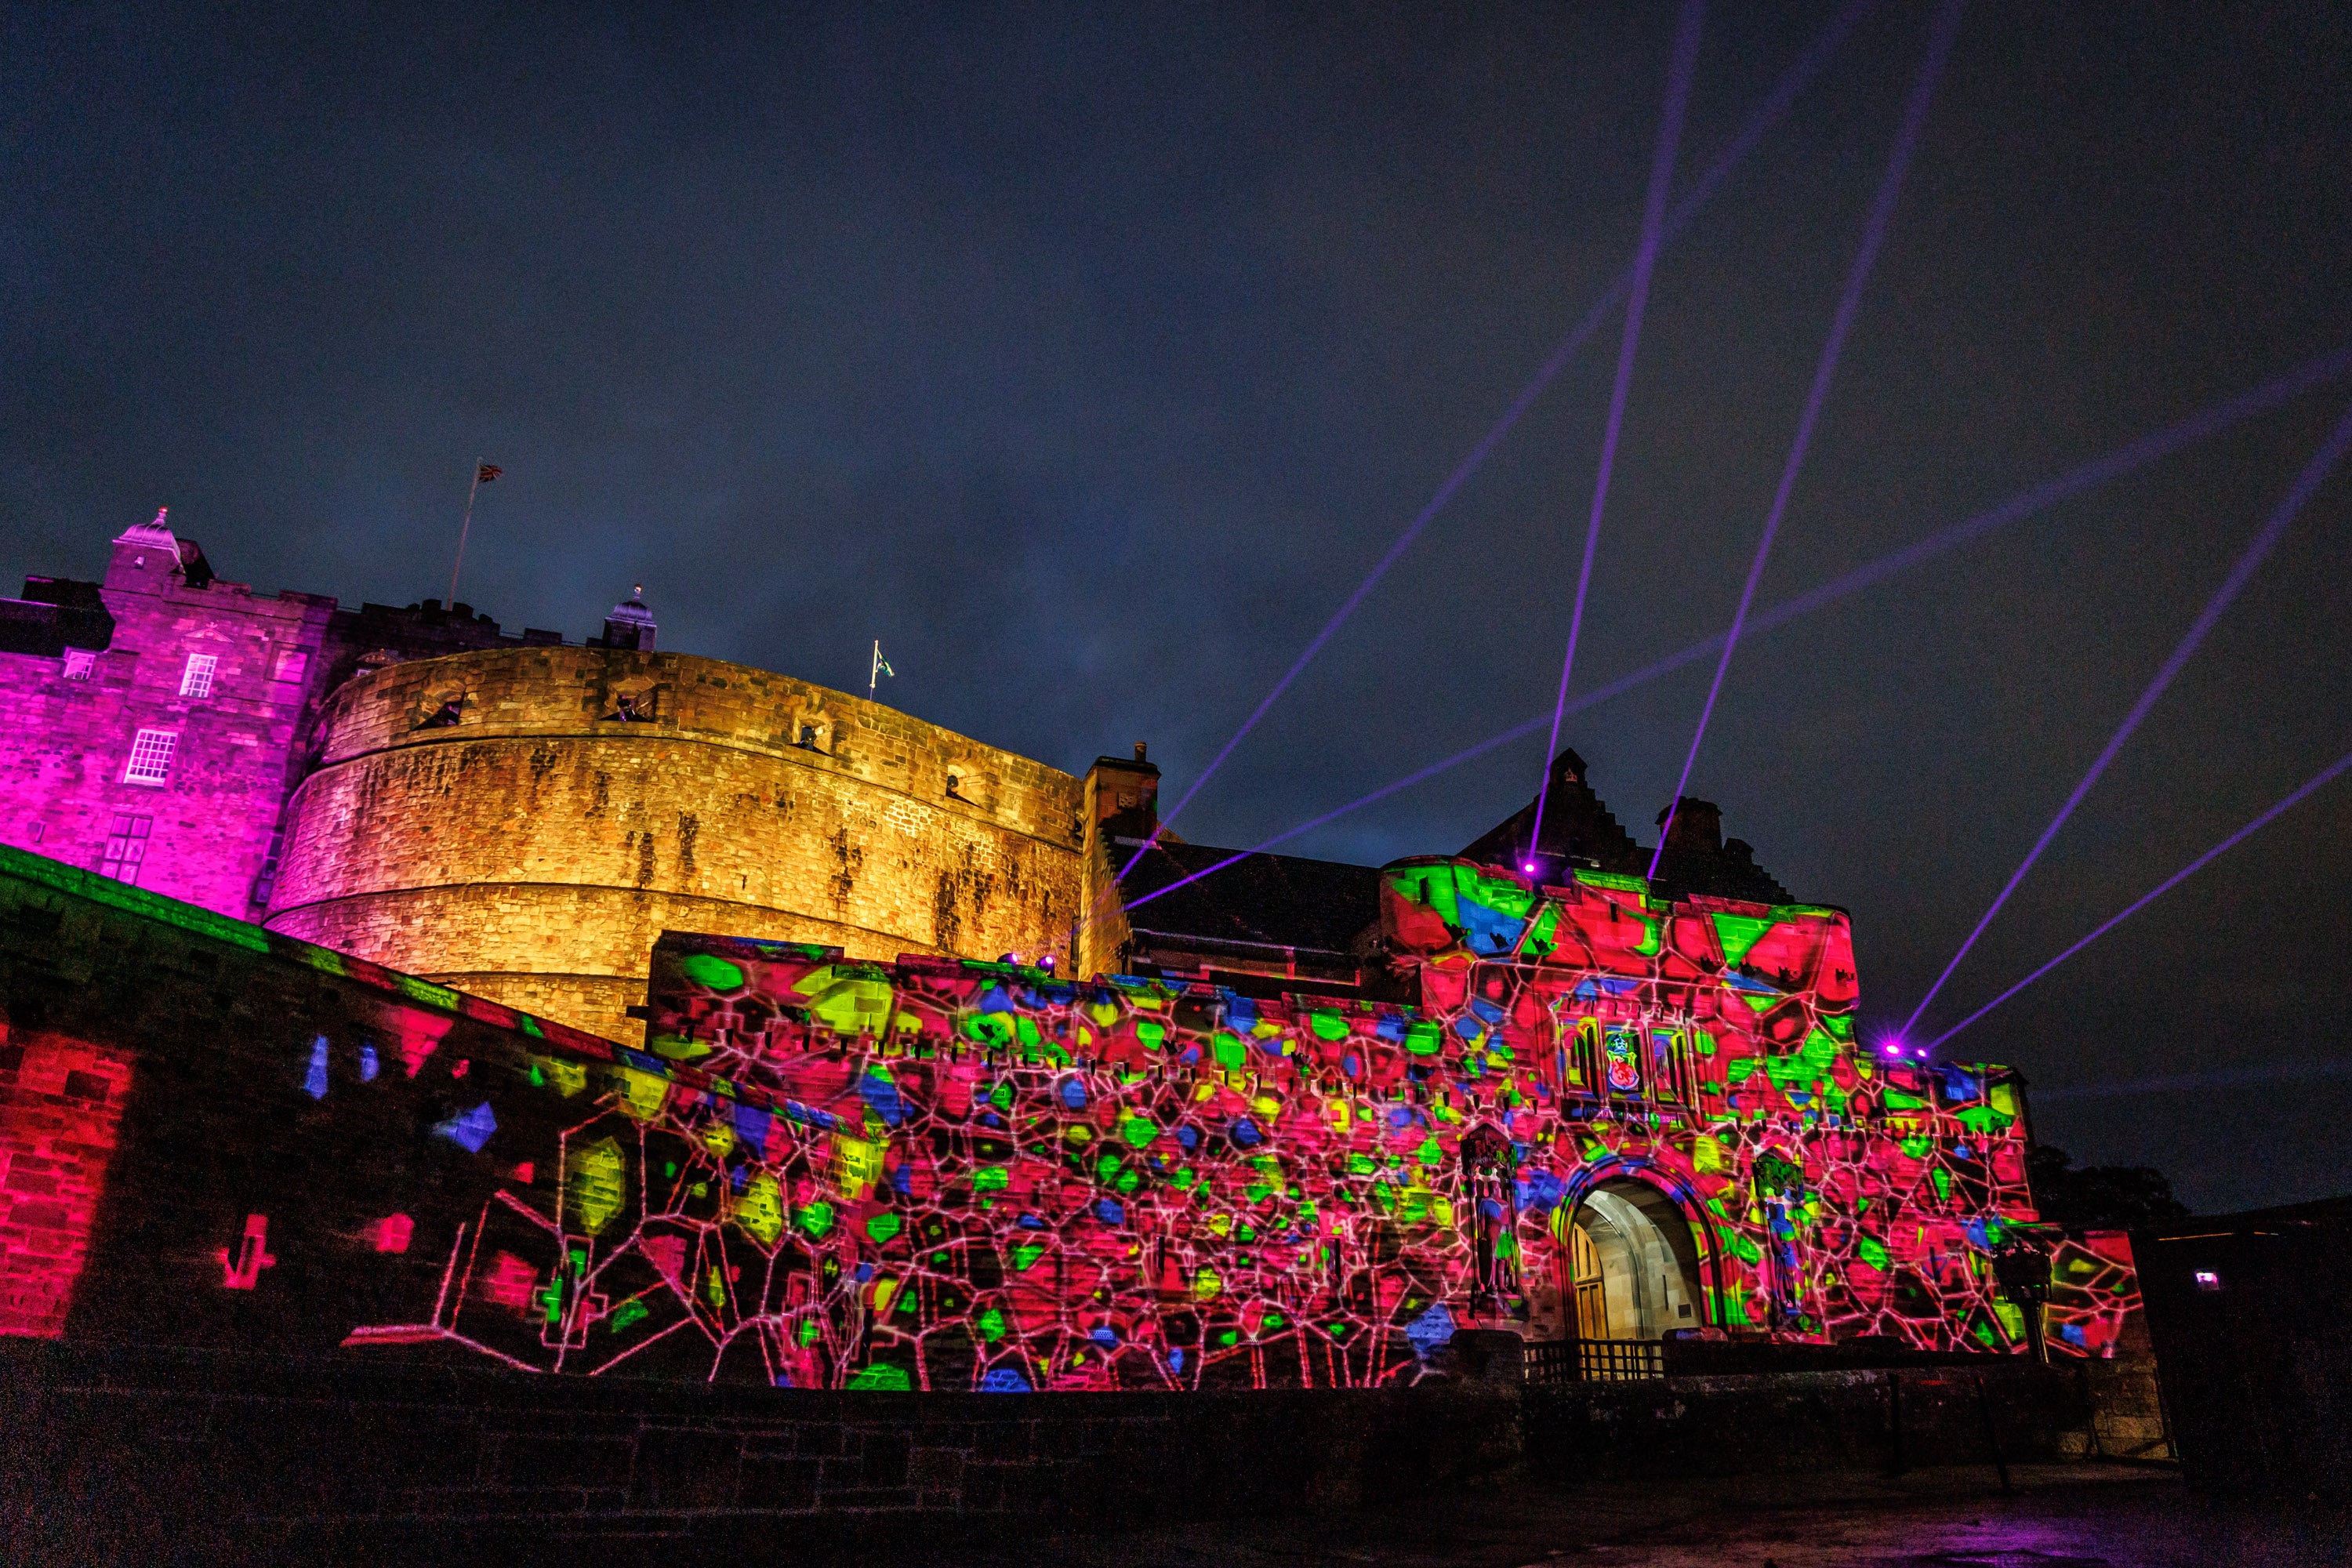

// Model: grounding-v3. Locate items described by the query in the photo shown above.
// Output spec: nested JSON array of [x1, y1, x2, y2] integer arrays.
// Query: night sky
[[6, 3, 2349, 1211]]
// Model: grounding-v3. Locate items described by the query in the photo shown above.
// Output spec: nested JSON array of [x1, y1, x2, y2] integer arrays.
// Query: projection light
[[1097, 0, 1876, 918], [1099, 348, 2352, 937]]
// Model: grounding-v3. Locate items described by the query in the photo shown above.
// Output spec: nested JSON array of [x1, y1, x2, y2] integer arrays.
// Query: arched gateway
[[1526, 1174, 1711, 1352], [1563, 1178, 1707, 1340]]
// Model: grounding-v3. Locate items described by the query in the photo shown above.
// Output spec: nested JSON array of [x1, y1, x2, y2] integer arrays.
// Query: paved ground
[[913, 1466, 2350, 1568]]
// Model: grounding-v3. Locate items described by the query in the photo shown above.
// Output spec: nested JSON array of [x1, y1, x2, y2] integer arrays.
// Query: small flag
[[876, 654, 894, 677], [477, 463, 503, 484]]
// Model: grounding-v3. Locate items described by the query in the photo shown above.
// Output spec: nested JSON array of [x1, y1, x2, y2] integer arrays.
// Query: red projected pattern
[[339, 860, 2139, 1388], [0, 1034, 132, 1338]]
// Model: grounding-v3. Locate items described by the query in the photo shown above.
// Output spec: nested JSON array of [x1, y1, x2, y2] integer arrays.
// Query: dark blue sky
[[6, 2, 2349, 1209]]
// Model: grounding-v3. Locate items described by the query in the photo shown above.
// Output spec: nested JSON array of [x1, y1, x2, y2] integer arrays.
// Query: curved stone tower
[[263, 645, 1086, 1040]]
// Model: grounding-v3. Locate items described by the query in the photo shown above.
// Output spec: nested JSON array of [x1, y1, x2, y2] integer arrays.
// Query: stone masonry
[[263, 645, 1091, 1040], [0, 514, 336, 919]]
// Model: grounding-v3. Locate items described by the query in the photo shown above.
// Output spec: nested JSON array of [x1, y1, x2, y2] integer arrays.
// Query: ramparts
[[263, 646, 1087, 1040]]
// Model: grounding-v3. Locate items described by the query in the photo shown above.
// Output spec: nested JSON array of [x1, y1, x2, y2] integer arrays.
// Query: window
[[1550, 1014, 1602, 1096], [62, 649, 96, 680], [124, 729, 178, 785], [100, 813, 152, 882], [270, 647, 308, 684], [251, 827, 285, 909], [179, 654, 217, 698]]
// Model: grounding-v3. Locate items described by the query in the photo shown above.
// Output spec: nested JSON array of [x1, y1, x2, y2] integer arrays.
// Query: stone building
[[0, 511, 580, 923], [0, 515, 2152, 1403], [0, 516, 1138, 1040], [264, 643, 1091, 1040], [0, 837, 2147, 1391], [1080, 744, 1802, 1006]]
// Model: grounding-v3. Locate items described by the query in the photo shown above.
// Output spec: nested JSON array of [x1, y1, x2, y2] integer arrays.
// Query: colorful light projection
[[0, 1036, 132, 1338], [332, 857, 2139, 1389]]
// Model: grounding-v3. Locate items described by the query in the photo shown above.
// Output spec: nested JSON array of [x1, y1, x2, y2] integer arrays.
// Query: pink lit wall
[[0, 516, 334, 917]]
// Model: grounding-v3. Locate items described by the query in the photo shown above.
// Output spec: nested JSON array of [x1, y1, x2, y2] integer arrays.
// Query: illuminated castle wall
[[0, 514, 336, 919], [0, 517, 1109, 1044], [0, 842, 2139, 1390], [575, 865, 2143, 1388], [261, 646, 1091, 1043], [0, 516, 2147, 1389]]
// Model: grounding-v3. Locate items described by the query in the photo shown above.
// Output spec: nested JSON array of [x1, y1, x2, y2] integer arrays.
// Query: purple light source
[[1091, 0, 1878, 915], [1902, 394, 2352, 1038], [1923, 745, 2352, 1053], [1100, 346, 2352, 928], [1650, 0, 1965, 884], [1522, 860, 1538, 875], [1527, 0, 1705, 864]]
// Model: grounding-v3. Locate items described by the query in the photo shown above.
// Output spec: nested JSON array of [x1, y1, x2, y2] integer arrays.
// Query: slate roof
[[1461, 746, 1798, 906], [1112, 837, 1381, 959]]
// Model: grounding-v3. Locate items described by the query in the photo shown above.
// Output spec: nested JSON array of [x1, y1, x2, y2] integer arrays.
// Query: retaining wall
[[0, 1340, 2086, 1567]]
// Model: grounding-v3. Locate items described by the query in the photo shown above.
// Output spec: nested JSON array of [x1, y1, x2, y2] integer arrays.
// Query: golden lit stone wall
[[263, 647, 1086, 1040]]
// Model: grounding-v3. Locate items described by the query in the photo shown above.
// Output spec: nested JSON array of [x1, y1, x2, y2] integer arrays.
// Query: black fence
[[1521, 1338, 1665, 1383]]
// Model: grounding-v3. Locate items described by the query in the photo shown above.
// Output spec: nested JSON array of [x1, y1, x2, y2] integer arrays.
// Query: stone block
[[494, 1436, 635, 1490], [630, 1427, 744, 1510]]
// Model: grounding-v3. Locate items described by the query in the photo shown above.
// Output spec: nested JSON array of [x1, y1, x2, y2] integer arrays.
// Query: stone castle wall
[[263, 646, 1087, 1040], [0, 527, 336, 920]]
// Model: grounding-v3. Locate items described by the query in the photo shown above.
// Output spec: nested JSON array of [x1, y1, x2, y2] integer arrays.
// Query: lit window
[[180, 653, 218, 698], [2194, 1270, 2222, 1292], [62, 649, 96, 680], [270, 647, 309, 684], [124, 728, 178, 785], [100, 814, 152, 883]]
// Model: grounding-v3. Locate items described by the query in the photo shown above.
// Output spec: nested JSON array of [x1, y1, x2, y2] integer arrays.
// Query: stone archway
[[1559, 1177, 1707, 1341]]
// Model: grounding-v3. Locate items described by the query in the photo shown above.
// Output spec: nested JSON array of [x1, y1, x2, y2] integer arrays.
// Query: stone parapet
[[265, 646, 1086, 1038]]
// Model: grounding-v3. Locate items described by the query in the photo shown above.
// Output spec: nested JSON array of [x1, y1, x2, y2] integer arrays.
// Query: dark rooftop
[[1112, 837, 1381, 962]]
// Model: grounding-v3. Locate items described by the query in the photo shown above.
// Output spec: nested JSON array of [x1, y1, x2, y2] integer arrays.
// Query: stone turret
[[596, 587, 657, 652]]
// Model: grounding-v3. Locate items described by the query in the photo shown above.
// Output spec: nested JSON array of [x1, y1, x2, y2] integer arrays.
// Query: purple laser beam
[[1650, 0, 1965, 883], [1902, 394, 2352, 1036], [1109, 345, 2352, 920], [1528, 0, 1706, 872], [1101, 0, 1877, 905], [1923, 745, 2352, 1054]]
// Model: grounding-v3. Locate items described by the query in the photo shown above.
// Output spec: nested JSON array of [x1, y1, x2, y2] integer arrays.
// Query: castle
[[1, 512, 1830, 1044], [0, 513, 2145, 1381], [2, 513, 1102, 1040]]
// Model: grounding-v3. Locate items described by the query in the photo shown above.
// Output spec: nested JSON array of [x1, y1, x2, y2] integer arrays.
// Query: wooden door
[[1570, 1220, 1609, 1341]]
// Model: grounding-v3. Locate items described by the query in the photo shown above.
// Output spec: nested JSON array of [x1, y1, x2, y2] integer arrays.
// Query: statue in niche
[[940, 745, 993, 807], [413, 693, 466, 730], [789, 692, 831, 753], [603, 687, 658, 723]]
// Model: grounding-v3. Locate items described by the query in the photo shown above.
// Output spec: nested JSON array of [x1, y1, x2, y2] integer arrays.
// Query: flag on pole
[[876, 652, 894, 678], [477, 463, 503, 484], [870, 640, 895, 699]]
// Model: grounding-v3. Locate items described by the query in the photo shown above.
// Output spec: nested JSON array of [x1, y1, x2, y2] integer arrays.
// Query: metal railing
[[1577, 1338, 1666, 1381], [1522, 1339, 1578, 1385], [1522, 1338, 1667, 1383]]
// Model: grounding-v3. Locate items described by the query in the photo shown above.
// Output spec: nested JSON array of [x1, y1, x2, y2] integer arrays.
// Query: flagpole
[[870, 639, 880, 699], [448, 458, 483, 607]]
